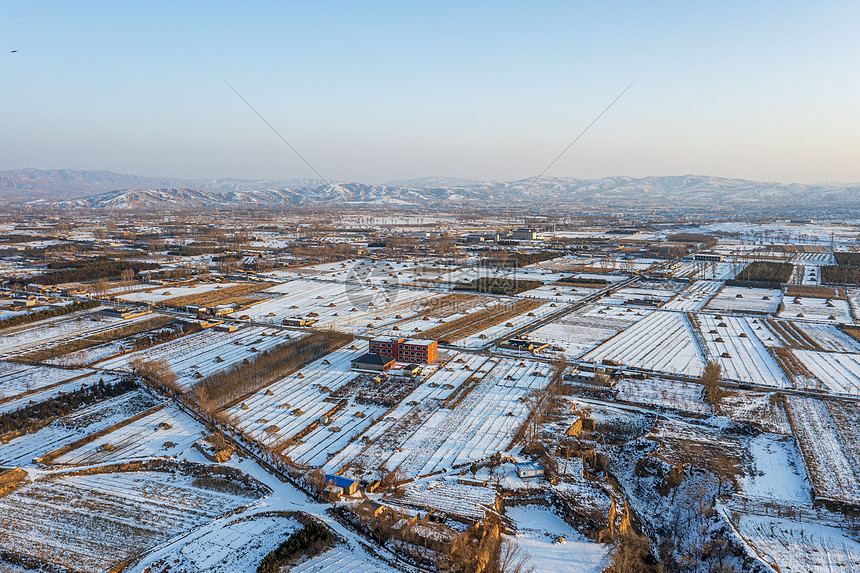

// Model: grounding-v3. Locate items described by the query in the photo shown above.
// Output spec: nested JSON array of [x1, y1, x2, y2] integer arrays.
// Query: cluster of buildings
[[350, 336, 438, 373]]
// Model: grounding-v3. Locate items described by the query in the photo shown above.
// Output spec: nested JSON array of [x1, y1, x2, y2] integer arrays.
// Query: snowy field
[[662, 280, 723, 311], [0, 386, 159, 466], [778, 295, 852, 323], [505, 505, 607, 573], [0, 362, 94, 400], [530, 318, 618, 358], [793, 350, 860, 396], [0, 468, 261, 573], [52, 403, 201, 465], [705, 286, 782, 314], [696, 314, 789, 387], [97, 325, 294, 390], [729, 513, 860, 573], [117, 282, 239, 303], [584, 311, 705, 376], [614, 377, 709, 414]]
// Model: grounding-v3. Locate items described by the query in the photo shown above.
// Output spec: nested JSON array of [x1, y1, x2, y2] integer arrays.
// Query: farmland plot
[[0, 362, 94, 400], [128, 511, 301, 573], [530, 318, 618, 358], [794, 322, 860, 352], [224, 342, 367, 454], [397, 479, 497, 521], [97, 325, 293, 390], [516, 283, 600, 303], [52, 403, 201, 465], [784, 396, 860, 507], [662, 280, 722, 311], [0, 310, 136, 359], [614, 377, 709, 415], [705, 286, 782, 314], [792, 350, 860, 395], [670, 261, 737, 280], [778, 296, 852, 323], [385, 358, 551, 477], [696, 314, 789, 387], [457, 301, 558, 348], [289, 545, 400, 573], [328, 352, 489, 477], [719, 391, 791, 434], [583, 311, 705, 377], [0, 468, 260, 573], [729, 513, 860, 573], [0, 386, 159, 466], [250, 279, 433, 334], [116, 282, 239, 303]]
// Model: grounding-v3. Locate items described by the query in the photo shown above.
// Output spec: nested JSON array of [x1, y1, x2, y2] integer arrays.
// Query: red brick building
[[368, 337, 438, 364]]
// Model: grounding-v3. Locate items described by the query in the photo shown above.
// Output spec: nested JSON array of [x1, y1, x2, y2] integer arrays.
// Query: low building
[[282, 317, 318, 327], [350, 353, 395, 372], [324, 474, 359, 496], [510, 228, 538, 241], [515, 461, 545, 479]]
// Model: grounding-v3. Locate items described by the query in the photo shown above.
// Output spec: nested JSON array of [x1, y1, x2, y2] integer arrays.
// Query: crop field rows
[[0, 311, 148, 359], [696, 314, 789, 387], [0, 469, 259, 573], [662, 280, 723, 311], [0, 385, 158, 467], [385, 358, 551, 477], [0, 361, 94, 400], [705, 286, 782, 314], [784, 396, 860, 507], [584, 311, 705, 377], [778, 296, 852, 324], [729, 513, 860, 573], [792, 350, 860, 395], [329, 352, 490, 477], [398, 480, 497, 520], [244, 279, 437, 334], [97, 325, 293, 390], [53, 404, 201, 466]]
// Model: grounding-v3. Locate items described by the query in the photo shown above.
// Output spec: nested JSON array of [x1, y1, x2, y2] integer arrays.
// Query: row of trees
[[0, 378, 136, 437], [0, 300, 99, 330], [193, 331, 353, 409]]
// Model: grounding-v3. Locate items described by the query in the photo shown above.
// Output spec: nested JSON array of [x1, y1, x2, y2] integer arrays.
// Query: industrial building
[[368, 337, 438, 364]]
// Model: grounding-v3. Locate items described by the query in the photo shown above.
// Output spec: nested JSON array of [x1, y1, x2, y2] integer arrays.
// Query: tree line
[[193, 331, 353, 409], [0, 377, 136, 437], [30, 260, 159, 285], [0, 300, 100, 330]]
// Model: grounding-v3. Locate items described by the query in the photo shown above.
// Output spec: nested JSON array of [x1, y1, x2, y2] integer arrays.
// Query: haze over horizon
[[2, 1, 859, 185]]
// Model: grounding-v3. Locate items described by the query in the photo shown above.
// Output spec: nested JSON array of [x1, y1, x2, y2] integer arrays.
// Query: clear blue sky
[[2, 1, 859, 184]]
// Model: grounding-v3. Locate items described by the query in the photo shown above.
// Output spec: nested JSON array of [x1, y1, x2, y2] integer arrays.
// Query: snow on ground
[[614, 377, 709, 414], [670, 261, 737, 280], [517, 283, 600, 303], [53, 403, 201, 465], [116, 282, 239, 303], [383, 358, 551, 477], [795, 322, 860, 352], [706, 286, 782, 314], [728, 513, 860, 573], [738, 433, 811, 503], [97, 325, 293, 390], [0, 468, 260, 573], [128, 512, 302, 573], [505, 505, 607, 573], [793, 350, 860, 395], [0, 309, 132, 359], [530, 319, 618, 358], [778, 296, 852, 324], [224, 342, 367, 455], [0, 362, 94, 400], [289, 545, 400, 573], [456, 301, 558, 348], [0, 386, 159, 466], [696, 314, 789, 387], [584, 311, 705, 377], [662, 280, 723, 311]]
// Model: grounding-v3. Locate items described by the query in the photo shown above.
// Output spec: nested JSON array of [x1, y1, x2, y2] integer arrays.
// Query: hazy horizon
[[3, 2, 859, 185]]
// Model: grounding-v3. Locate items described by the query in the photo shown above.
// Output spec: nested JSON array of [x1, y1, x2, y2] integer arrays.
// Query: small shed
[[324, 474, 359, 496], [515, 461, 545, 479]]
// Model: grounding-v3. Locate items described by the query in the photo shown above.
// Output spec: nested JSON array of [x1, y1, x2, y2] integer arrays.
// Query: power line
[[221, 78, 328, 184]]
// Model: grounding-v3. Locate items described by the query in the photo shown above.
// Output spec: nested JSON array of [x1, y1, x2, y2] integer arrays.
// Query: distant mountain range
[[1, 168, 859, 214]]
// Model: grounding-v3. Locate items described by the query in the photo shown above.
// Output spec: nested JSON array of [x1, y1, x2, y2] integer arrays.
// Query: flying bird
[[9, 50, 17, 53]]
